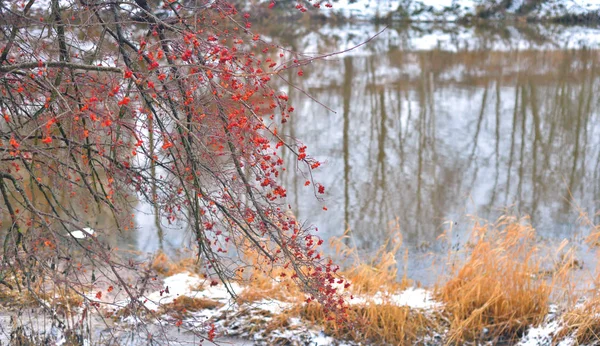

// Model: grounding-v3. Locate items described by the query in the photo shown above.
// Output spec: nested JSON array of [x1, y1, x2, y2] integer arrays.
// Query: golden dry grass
[[233, 254, 301, 305], [153, 214, 588, 345], [298, 301, 438, 345], [554, 297, 600, 344], [439, 216, 554, 343], [159, 296, 223, 319], [258, 229, 438, 345], [150, 251, 200, 276], [41, 288, 84, 317], [550, 203, 600, 343], [264, 313, 293, 334], [0, 274, 84, 318], [331, 230, 411, 296], [525, 200, 600, 344], [215, 226, 435, 344], [233, 239, 304, 305], [235, 227, 408, 297], [236, 282, 297, 304]]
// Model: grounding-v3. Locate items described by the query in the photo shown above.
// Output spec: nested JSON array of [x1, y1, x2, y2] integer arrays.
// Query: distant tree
[[0, 0, 348, 340]]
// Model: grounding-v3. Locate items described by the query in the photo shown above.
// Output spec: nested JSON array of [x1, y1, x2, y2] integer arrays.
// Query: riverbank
[[2, 216, 600, 345], [246, 0, 600, 24]]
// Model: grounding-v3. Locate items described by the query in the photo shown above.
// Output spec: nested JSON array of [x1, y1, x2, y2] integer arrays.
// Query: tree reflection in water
[[275, 24, 600, 264]]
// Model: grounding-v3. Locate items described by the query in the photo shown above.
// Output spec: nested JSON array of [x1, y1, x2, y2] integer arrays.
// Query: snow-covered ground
[[21, 0, 600, 23], [328, 0, 600, 21], [66, 271, 446, 345], [288, 23, 600, 59], [258, 0, 600, 21], [529, 0, 600, 18], [103, 272, 592, 345], [127, 272, 443, 345], [1, 271, 597, 345], [326, 0, 474, 21]]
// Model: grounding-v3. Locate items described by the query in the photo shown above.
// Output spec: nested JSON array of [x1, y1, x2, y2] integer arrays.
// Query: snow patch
[[289, 0, 600, 21], [518, 320, 561, 346], [350, 287, 442, 310], [535, 0, 600, 18], [251, 299, 293, 315], [143, 272, 205, 310], [390, 287, 442, 309]]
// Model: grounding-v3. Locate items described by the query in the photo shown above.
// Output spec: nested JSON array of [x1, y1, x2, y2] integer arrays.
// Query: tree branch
[[0, 62, 122, 73]]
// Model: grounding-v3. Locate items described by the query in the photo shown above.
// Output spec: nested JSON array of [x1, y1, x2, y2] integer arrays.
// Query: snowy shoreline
[[1, 271, 586, 346], [253, 0, 600, 23], [129, 272, 598, 346]]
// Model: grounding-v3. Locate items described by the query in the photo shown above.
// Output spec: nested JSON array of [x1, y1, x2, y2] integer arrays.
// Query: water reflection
[[278, 23, 600, 254], [79, 22, 600, 263]]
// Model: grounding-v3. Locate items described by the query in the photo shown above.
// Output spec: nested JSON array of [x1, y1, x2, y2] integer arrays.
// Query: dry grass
[[218, 226, 437, 344], [331, 230, 411, 296], [439, 216, 556, 343], [233, 239, 304, 305], [158, 296, 223, 319], [298, 302, 438, 345], [279, 229, 438, 344], [555, 299, 600, 344], [234, 258, 301, 305], [150, 251, 200, 276], [40, 288, 84, 317], [236, 282, 297, 304], [552, 205, 600, 344], [152, 215, 587, 345], [0, 275, 83, 318], [264, 313, 293, 334]]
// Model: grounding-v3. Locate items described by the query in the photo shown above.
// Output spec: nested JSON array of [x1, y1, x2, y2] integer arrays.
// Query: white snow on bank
[[118, 273, 595, 346], [143, 272, 204, 310], [285, 0, 600, 21], [518, 320, 576, 346], [518, 320, 562, 346], [389, 287, 442, 309], [349, 287, 443, 309], [251, 299, 293, 314], [308, 0, 477, 21], [516, 305, 578, 346], [534, 0, 600, 18], [147, 273, 443, 312], [331, 0, 600, 20], [24, 0, 600, 22], [311, 332, 338, 345], [281, 23, 600, 65], [107, 272, 239, 312], [330, 0, 402, 19], [143, 272, 244, 311]]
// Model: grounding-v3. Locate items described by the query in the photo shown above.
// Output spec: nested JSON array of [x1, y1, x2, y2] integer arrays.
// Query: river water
[[129, 22, 600, 283]]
